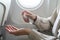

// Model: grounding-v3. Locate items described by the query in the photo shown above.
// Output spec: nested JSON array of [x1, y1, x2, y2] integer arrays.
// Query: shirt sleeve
[[33, 8, 58, 31], [28, 29, 56, 40], [33, 16, 50, 31]]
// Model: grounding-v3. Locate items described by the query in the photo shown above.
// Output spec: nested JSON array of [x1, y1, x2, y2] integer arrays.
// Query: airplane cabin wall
[[6, 0, 57, 28]]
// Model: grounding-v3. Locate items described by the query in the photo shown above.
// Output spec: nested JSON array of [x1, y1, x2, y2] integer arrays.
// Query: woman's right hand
[[22, 10, 37, 23]]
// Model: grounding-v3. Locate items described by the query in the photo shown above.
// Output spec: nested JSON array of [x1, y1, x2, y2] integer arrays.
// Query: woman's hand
[[5, 25, 31, 36], [5, 25, 20, 36], [22, 10, 37, 22]]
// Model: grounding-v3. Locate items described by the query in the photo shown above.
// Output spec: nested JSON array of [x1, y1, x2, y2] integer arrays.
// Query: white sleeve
[[33, 16, 50, 31], [28, 29, 56, 40], [33, 8, 58, 31]]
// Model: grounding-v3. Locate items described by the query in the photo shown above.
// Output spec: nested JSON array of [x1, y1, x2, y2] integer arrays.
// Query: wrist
[[33, 16, 37, 22]]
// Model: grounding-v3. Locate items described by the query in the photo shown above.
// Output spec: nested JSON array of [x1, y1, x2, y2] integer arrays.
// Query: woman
[[5, 8, 58, 40]]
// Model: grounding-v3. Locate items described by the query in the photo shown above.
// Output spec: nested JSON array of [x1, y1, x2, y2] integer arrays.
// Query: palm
[[5, 25, 20, 36]]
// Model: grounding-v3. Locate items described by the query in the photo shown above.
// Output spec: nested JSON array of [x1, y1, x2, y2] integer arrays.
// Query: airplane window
[[16, 0, 44, 10]]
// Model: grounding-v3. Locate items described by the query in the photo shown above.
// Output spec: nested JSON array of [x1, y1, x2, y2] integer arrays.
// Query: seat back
[[0, 0, 11, 26], [0, 0, 11, 40], [52, 8, 60, 37], [0, 2, 6, 26], [0, 2, 6, 40]]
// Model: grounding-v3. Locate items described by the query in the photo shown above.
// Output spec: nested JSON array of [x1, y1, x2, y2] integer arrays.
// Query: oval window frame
[[16, 0, 44, 10]]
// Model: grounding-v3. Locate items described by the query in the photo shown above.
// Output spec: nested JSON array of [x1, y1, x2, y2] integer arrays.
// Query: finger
[[6, 25, 18, 30], [23, 16, 29, 22], [24, 11, 32, 15], [6, 27, 16, 34], [6, 26, 14, 32], [26, 14, 33, 20], [8, 25, 16, 31], [22, 11, 32, 15], [6, 25, 13, 30], [23, 12, 33, 19], [7, 25, 14, 30], [22, 11, 28, 15], [22, 11, 25, 15], [5, 27, 11, 32], [11, 25, 19, 30]]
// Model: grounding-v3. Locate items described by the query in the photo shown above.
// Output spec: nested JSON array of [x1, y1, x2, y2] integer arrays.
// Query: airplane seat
[[0, 2, 6, 40], [0, 2, 5, 27], [0, 0, 11, 40], [52, 7, 60, 37], [0, 0, 11, 25], [28, 8, 60, 40]]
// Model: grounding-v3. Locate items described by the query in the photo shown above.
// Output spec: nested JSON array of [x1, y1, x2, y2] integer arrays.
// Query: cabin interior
[[0, 0, 60, 40]]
